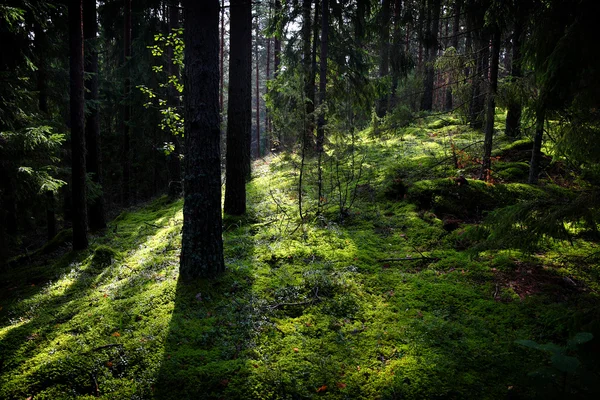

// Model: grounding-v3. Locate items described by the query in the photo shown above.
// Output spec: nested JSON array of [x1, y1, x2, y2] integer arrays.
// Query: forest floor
[[1, 113, 600, 399]]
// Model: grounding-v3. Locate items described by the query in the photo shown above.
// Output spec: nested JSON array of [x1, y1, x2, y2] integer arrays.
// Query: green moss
[[1, 112, 598, 399]]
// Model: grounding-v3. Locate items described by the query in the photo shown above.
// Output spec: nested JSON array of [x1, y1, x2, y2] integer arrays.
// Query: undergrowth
[[1, 112, 599, 399]]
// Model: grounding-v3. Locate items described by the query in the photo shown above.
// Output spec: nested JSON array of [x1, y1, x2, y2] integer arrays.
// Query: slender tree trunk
[[376, 0, 391, 117], [180, 0, 224, 278], [84, 0, 106, 230], [302, 0, 315, 148], [529, 105, 546, 184], [220, 0, 225, 112], [480, 29, 500, 180], [69, 0, 88, 250], [256, 18, 260, 157], [316, 0, 329, 214], [167, 0, 182, 199], [469, 27, 488, 129], [505, 15, 523, 137], [421, 0, 441, 111], [445, 0, 461, 111], [35, 23, 58, 240], [224, 0, 252, 215], [389, 0, 403, 109], [266, 35, 271, 143], [122, 0, 132, 206]]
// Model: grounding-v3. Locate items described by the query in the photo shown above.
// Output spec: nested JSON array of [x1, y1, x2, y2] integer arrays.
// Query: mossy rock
[[494, 162, 529, 181], [406, 179, 551, 219], [90, 245, 120, 271]]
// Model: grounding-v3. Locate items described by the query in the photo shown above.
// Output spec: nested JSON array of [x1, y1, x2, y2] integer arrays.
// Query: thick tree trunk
[[421, 0, 441, 111], [529, 106, 546, 184], [376, 0, 391, 117], [122, 0, 132, 206], [167, 0, 182, 199], [505, 15, 523, 137], [69, 0, 88, 250], [224, 0, 252, 215], [480, 29, 500, 180], [84, 0, 106, 230], [180, 0, 224, 278]]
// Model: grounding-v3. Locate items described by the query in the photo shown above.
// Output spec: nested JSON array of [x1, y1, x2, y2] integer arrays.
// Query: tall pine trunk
[[445, 0, 461, 111], [376, 0, 391, 117], [529, 105, 546, 184], [121, 0, 132, 206], [69, 0, 88, 250], [421, 0, 441, 111], [480, 29, 500, 180], [224, 0, 252, 215], [505, 14, 524, 137], [84, 0, 106, 230], [167, 0, 182, 199], [180, 0, 224, 278], [316, 0, 328, 214], [302, 0, 315, 148]]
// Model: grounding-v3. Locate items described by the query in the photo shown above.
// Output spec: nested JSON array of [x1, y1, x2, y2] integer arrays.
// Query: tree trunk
[[256, 18, 260, 157], [122, 0, 132, 206], [84, 0, 106, 230], [69, 0, 88, 250], [421, 0, 441, 111], [389, 0, 403, 109], [180, 0, 224, 278], [224, 0, 252, 215], [302, 0, 315, 148], [376, 0, 391, 117], [445, 0, 461, 111], [529, 106, 546, 184], [34, 22, 58, 240], [316, 0, 329, 214], [220, 0, 225, 112], [480, 29, 500, 180], [167, 0, 182, 199], [505, 15, 523, 137]]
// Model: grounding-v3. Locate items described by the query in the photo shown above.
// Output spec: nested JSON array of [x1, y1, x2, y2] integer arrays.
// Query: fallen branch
[[378, 257, 437, 262], [269, 298, 321, 310], [92, 343, 124, 352]]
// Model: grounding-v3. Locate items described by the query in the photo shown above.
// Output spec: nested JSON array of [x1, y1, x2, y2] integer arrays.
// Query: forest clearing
[[1, 0, 599, 398]]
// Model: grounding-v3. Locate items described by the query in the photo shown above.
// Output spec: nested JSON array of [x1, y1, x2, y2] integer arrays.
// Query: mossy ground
[[1, 113, 599, 399]]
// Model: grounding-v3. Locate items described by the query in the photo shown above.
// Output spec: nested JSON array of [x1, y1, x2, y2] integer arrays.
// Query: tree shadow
[[154, 230, 257, 399]]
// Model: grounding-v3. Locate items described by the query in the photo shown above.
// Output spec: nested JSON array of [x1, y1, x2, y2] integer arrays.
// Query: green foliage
[[138, 28, 184, 153]]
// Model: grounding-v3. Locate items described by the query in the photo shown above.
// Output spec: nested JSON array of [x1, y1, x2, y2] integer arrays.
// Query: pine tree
[[180, 0, 225, 278]]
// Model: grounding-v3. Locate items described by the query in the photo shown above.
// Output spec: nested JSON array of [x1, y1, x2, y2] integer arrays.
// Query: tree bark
[[69, 0, 88, 250], [180, 0, 224, 278], [505, 14, 524, 137], [529, 106, 546, 184], [256, 17, 260, 157], [316, 0, 329, 214], [302, 0, 315, 148], [167, 0, 182, 199], [421, 0, 441, 111], [224, 0, 252, 215], [376, 0, 391, 117], [445, 0, 461, 111], [480, 28, 500, 180], [121, 0, 132, 206], [84, 0, 106, 230], [389, 0, 403, 109]]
